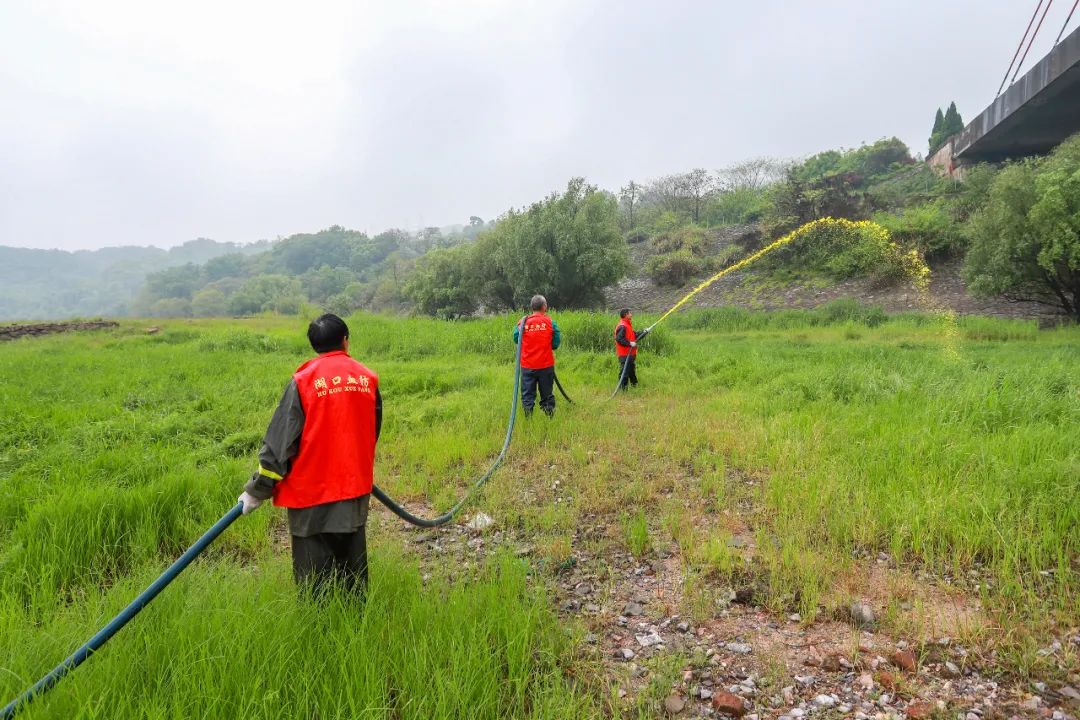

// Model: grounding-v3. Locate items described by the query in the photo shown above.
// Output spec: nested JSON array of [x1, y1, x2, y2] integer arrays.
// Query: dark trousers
[[521, 366, 555, 416], [291, 527, 368, 598], [617, 355, 638, 389]]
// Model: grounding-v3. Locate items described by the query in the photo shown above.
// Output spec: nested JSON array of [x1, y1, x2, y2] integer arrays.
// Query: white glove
[[629, 341, 637, 348], [237, 491, 264, 515]]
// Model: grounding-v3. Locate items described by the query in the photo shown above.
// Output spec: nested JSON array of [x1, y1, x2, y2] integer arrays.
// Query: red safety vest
[[615, 317, 637, 357], [272, 351, 379, 509], [519, 312, 555, 370]]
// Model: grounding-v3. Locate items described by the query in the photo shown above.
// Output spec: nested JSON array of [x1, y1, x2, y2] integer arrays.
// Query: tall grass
[[1, 553, 592, 719], [0, 309, 1077, 714]]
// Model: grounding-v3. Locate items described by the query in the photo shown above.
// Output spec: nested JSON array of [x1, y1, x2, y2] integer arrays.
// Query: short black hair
[[619, 308, 631, 318], [530, 295, 547, 312], [307, 313, 349, 353]]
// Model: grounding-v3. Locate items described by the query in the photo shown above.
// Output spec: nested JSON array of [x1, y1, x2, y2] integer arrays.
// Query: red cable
[[1054, 0, 1080, 44], [998, 0, 1046, 96], [1011, 0, 1056, 85]]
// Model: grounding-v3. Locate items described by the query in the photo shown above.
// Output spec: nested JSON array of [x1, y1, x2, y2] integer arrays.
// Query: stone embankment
[[0, 320, 119, 341]]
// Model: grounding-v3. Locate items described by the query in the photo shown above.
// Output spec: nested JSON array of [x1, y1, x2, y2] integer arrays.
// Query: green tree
[[619, 181, 641, 229], [929, 103, 964, 155], [964, 136, 1080, 320], [301, 266, 356, 303], [873, 201, 962, 257], [929, 107, 945, 154], [677, 169, 716, 223], [324, 281, 372, 316], [403, 246, 478, 317], [488, 178, 628, 309], [228, 275, 303, 315], [191, 287, 227, 317], [271, 226, 366, 275], [143, 263, 203, 300], [203, 253, 251, 281], [942, 102, 963, 136], [646, 250, 700, 286]]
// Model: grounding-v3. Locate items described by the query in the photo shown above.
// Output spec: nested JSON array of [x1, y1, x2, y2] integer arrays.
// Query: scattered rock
[[726, 642, 753, 654], [733, 587, 758, 605], [573, 582, 593, 597], [906, 701, 935, 719], [942, 661, 961, 678], [676, 621, 690, 632], [664, 694, 686, 715], [466, 513, 493, 530], [711, 689, 748, 717], [617, 647, 635, 660], [623, 601, 644, 616], [876, 671, 898, 690], [821, 654, 842, 672], [891, 649, 917, 673], [636, 632, 663, 648], [813, 694, 837, 708], [857, 673, 874, 691], [849, 600, 876, 628]]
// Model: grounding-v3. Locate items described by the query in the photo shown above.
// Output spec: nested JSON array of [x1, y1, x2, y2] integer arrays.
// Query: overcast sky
[[1, 0, 1074, 251]]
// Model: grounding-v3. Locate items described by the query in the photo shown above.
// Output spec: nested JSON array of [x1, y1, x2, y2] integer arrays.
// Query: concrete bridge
[[951, 25, 1080, 163]]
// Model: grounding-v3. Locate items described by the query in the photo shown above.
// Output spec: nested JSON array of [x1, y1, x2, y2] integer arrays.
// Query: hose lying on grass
[[1, 323, 526, 718], [372, 322, 524, 527], [1, 503, 245, 720]]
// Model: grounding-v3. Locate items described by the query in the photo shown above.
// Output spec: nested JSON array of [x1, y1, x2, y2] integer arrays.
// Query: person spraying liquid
[[614, 308, 649, 391]]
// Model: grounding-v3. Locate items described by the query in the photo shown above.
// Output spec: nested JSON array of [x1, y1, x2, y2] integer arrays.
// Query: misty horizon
[[2, 1, 1074, 252]]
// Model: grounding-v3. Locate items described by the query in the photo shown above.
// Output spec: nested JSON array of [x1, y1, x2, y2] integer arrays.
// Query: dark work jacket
[[244, 380, 383, 537]]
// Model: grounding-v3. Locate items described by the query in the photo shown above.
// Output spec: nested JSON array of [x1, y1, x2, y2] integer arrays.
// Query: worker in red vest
[[614, 308, 649, 390], [511, 294, 561, 417], [237, 313, 381, 597]]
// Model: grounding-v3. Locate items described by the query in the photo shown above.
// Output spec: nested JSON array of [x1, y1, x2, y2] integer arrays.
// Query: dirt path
[[368, 472, 1080, 719]]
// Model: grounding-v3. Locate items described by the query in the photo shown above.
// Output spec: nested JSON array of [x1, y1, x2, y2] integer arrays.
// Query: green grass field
[[1, 306, 1077, 717]]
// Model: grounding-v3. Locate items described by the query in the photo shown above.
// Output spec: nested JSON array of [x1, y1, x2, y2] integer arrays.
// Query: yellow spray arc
[[644, 217, 930, 332], [611, 217, 932, 398]]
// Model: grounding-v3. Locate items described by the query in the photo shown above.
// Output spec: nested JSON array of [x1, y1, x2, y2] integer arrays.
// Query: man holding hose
[[237, 313, 382, 598], [512, 294, 561, 418], [614, 308, 649, 390]]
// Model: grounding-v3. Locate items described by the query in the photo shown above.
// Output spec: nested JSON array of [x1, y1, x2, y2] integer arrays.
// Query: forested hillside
[[7, 125, 1080, 323], [0, 238, 269, 321]]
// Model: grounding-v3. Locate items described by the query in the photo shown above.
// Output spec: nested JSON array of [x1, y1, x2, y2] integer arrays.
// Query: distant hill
[[0, 238, 270, 321]]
